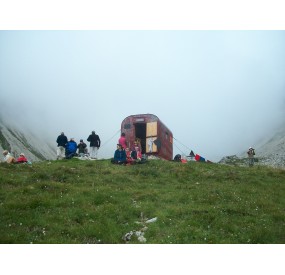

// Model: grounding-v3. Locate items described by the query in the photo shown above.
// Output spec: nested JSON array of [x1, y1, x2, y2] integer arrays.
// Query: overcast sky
[[1, 30, 285, 161]]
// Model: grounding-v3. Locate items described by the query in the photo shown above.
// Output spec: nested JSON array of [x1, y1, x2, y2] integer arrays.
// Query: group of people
[[111, 133, 146, 165], [56, 131, 101, 160], [2, 150, 29, 164], [2, 129, 257, 167]]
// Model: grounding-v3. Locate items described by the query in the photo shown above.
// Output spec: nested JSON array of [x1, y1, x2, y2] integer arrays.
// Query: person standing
[[247, 147, 255, 167], [118, 133, 127, 150], [87, 131, 101, 159], [56, 132, 68, 160]]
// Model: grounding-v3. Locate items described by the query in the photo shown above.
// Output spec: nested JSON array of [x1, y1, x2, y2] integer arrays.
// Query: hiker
[[131, 146, 146, 164], [134, 138, 142, 152], [77, 139, 88, 157], [111, 144, 127, 165], [125, 147, 135, 165], [87, 131, 101, 159], [65, 138, 78, 159], [173, 154, 187, 163], [174, 154, 182, 162], [247, 147, 255, 167], [2, 150, 17, 164], [131, 146, 142, 160], [17, 153, 28, 163], [118, 133, 127, 150], [56, 132, 68, 160]]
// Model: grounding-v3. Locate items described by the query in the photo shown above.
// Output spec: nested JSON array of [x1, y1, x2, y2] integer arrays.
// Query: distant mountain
[[0, 118, 55, 162]]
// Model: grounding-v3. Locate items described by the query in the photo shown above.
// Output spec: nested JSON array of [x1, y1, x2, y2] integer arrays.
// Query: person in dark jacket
[[77, 139, 88, 156], [56, 132, 68, 160], [111, 144, 127, 164], [65, 138, 77, 159], [87, 131, 101, 159]]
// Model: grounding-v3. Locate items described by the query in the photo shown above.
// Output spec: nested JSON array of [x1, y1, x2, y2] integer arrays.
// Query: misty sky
[[1, 30, 285, 161]]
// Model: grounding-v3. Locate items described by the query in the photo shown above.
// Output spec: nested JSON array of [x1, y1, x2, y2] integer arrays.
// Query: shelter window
[[124, 124, 131, 129], [165, 132, 169, 140]]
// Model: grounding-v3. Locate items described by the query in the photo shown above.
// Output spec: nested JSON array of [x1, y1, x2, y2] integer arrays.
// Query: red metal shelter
[[121, 114, 173, 160]]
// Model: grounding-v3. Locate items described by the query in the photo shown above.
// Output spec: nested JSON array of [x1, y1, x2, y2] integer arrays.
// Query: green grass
[[0, 159, 284, 244]]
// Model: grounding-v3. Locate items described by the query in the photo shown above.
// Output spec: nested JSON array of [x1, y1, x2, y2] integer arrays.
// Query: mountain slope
[[0, 119, 55, 162], [254, 123, 285, 168], [219, 123, 285, 169]]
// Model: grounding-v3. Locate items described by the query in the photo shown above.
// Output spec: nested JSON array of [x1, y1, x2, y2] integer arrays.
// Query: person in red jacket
[[118, 133, 127, 150], [125, 147, 135, 165], [17, 153, 28, 163]]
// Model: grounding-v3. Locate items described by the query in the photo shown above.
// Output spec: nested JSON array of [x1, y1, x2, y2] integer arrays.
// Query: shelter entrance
[[134, 122, 158, 154], [134, 123, 146, 153]]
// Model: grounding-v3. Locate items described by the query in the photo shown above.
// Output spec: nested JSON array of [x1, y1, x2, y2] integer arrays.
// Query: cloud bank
[[1, 31, 284, 161]]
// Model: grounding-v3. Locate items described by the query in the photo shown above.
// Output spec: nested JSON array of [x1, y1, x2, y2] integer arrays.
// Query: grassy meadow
[[0, 158, 284, 244]]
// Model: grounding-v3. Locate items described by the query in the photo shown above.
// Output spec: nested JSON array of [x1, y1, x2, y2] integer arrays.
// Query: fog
[[1, 30, 285, 161]]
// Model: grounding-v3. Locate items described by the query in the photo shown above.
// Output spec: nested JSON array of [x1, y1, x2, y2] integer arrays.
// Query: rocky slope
[[219, 123, 285, 169], [254, 123, 285, 168], [0, 119, 55, 162]]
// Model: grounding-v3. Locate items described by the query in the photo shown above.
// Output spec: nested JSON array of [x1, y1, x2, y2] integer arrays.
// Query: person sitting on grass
[[111, 144, 127, 165], [125, 147, 135, 165], [2, 150, 17, 164], [131, 146, 146, 164], [65, 138, 78, 159], [77, 139, 88, 157], [17, 153, 28, 163], [118, 132, 127, 150]]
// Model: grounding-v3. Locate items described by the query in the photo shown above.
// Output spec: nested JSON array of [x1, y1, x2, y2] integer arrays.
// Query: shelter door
[[146, 122, 158, 153]]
